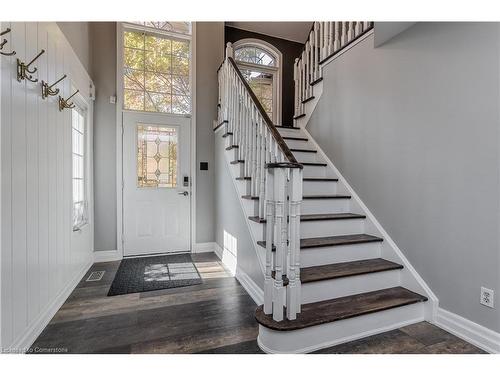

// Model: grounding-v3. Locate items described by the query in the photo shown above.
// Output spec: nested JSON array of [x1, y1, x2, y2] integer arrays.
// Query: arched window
[[234, 39, 282, 125]]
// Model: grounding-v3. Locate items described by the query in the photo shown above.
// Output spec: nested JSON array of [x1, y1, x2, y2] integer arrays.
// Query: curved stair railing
[[217, 42, 303, 321], [294, 21, 374, 121]]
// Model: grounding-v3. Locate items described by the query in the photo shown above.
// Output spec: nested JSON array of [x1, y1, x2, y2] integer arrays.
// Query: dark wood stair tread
[[244, 194, 350, 201], [302, 96, 315, 104], [290, 148, 317, 153], [301, 162, 327, 166], [303, 177, 338, 182], [275, 125, 300, 129], [257, 233, 383, 250], [300, 258, 403, 283], [293, 114, 306, 120], [272, 258, 403, 285], [222, 132, 233, 138], [249, 212, 366, 224], [230, 159, 244, 164], [255, 287, 428, 331], [310, 77, 324, 86], [283, 136, 308, 141], [225, 145, 239, 150], [238, 177, 338, 182], [303, 194, 351, 199], [236, 176, 251, 181]]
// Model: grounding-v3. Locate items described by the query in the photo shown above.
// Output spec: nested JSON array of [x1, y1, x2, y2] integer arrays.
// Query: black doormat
[[107, 253, 202, 296]]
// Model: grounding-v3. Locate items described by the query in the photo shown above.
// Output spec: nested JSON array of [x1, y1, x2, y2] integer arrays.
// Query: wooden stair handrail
[[227, 57, 301, 166]]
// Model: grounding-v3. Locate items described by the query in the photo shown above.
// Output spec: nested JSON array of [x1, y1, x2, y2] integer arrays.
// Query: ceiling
[[225, 22, 313, 44]]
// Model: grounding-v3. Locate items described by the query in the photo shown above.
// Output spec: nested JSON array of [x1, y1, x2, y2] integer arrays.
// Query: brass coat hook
[[0, 28, 16, 56], [17, 49, 45, 82], [59, 89, 79, 111], [42, 74, 67, 99]]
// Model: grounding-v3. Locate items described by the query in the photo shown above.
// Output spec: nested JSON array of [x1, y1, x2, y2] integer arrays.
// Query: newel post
[[286, 166, 303, 319], [226, 42, 234, 59]]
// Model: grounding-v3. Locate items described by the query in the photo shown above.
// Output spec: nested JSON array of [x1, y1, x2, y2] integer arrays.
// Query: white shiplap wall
[[0, 22, 94, 351]]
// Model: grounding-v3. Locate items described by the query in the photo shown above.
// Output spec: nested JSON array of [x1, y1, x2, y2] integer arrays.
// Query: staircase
[[215, 23, 436, 353]]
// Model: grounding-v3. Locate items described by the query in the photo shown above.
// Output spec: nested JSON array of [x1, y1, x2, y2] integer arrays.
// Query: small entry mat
[[107, 253, 202, 296]]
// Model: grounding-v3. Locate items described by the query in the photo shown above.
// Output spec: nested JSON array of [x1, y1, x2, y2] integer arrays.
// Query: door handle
[[178, 191, 189, 196]]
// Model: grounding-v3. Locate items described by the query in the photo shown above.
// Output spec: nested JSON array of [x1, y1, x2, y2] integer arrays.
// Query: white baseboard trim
[[212, 242, 237, 276], [213, 242, 223, 259], [93, 249, 122, 262], [434, 308, 500, 353], [212, 242, 263, 305], [192, 242, 217, 253], [8, 257, 93, 353], [235, 266, 264, 306]]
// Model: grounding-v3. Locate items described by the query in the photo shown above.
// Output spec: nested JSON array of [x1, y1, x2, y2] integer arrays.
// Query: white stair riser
[[302, 199, 351, 214], [258, 218, 365, 239], [277, 128, 302, 138], [303, 180, 338, 195], [228, 148, 239, 160], [284, 139, 312, 149], [303, 165, 327, 178], [257, 303, 426, 353], [300, 218, 365, 237], [241, 198, 258, 217], [301, 242, 382, 267], [230, 162, 245, 177], [235, 179, 251, 194], [292, 151, 319, 163], [301, 270, 401, 304]]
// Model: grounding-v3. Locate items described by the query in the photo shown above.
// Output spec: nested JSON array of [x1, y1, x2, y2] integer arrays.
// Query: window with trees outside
[[123, 22, 192, 114], [72, 106, 88, 230], [234, 41, 281, 124]]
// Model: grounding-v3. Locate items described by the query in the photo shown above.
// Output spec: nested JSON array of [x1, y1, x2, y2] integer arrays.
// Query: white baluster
[[286, 167, 302, 319], [333, 22, 340, 52], [350, 21, 356, 41], [264, 164, 274, 315], [342, 22, 349, 46], [321, 21, 328, 61], [293, 58, 299, 118], [328, 21, 334, 57], [259, 123, 266, 219]]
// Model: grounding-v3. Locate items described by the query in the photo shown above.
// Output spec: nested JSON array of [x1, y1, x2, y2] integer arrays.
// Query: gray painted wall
[[195, 22, 224, 243], [91, 22, 222, 250], [215, 130, 264, 289], [307, 22, 500, 332], [90, 22, 117, 251], [58, 22, 91, 73]]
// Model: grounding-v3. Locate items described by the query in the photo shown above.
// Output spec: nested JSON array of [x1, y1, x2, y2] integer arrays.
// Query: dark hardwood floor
[[30, 252, 485, 354]]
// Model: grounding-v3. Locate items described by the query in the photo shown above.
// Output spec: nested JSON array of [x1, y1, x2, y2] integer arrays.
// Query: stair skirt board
[[257, 303, 425, 353], [300, 126, 438, 309]]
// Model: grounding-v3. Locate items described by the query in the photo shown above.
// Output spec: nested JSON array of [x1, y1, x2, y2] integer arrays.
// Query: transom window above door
[[122, 22, 192, 114], [234, 40, 282, 125]]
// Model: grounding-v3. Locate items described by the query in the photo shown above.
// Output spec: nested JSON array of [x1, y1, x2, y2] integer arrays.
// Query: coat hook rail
[[17, 49, 45, 82], [42, 74, 67, 99], [59, 89, 79, 111], [0, 28, 16, 56]]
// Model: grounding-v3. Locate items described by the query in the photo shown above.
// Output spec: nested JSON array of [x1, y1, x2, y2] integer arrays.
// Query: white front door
[[122, 111, 191, 256]]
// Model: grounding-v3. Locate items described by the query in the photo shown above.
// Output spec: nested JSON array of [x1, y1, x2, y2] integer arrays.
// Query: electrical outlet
[[480, 287, 494, 308]]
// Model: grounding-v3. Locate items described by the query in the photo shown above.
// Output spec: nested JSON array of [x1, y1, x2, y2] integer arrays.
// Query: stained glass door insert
[[137, 124, 178, 188]]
